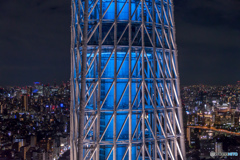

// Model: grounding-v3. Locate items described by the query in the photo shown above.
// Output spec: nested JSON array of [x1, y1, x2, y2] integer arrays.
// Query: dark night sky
[[0, 0, 240, 86]]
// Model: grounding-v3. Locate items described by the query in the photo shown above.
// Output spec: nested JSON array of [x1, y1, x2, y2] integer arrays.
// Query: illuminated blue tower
[[70, 0, 186, 159]]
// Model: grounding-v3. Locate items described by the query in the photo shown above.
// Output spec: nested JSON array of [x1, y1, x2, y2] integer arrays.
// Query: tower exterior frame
[[70, 0, 186, 159]]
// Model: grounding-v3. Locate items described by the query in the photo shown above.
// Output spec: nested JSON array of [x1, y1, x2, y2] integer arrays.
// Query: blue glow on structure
[[71, 0, 186, 159]]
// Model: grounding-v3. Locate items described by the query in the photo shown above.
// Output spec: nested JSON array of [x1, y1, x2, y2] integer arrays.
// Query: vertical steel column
[[160, 0, 168, 159], [128, 0, 132, 159], [113, 0, 117, 159], [78, 0, 89, 158], [96, 0, 102, 159], [141, 0, 145, 159], [152, 0, 157, 159], [93, 57, 96, 160], [70, 3, 74, 160]]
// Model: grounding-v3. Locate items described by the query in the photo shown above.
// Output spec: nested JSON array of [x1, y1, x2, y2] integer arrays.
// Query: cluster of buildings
[[3, 82, 240, 159], [0, 82, 70, 160], [182, 84, 240, 128], [182, 84, 240, 159]]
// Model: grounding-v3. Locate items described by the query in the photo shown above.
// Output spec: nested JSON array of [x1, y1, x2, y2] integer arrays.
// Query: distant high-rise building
[[22, 94, 28, 111], [186, 127, 191, 146], [215, 142, 223, 153], [31, 135, 37, 147], [18, 139, 26, 152], [231, 112, 239, 127], [20, 145, 30, 160], [71, 0, 186, 159]]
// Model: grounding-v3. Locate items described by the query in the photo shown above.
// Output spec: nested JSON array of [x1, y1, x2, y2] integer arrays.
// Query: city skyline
[[0, 0, 240, 86]]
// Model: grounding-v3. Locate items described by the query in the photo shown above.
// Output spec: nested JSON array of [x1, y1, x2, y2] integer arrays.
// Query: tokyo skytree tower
[[70, 0, 186, 159]]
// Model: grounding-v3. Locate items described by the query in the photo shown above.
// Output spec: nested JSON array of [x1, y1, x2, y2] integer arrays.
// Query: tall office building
[[22, 94, 28, 111], [71, 0, 186, 159]]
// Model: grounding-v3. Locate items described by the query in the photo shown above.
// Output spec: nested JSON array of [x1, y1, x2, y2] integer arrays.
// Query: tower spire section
[[70, 0, 186, 159]]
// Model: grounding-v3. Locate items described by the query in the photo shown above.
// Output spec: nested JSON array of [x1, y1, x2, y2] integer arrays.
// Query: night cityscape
[[0, 82, 70, 160], [2, 83, 240, 159], [1, 0, 240, 160]]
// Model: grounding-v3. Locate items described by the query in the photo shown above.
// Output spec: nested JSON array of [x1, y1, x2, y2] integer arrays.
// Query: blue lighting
[[60, 103, 64, 108], [72, 0, 182, 158]]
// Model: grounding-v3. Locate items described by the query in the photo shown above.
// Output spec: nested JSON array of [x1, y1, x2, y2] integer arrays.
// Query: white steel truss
[[70, 0, 186, 159]]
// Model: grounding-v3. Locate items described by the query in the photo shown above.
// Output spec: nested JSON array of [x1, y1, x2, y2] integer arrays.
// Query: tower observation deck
[[70, 0, 186, 159]]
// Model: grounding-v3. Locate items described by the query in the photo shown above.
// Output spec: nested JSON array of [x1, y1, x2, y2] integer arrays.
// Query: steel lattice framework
[[70, 0, 186, 159]]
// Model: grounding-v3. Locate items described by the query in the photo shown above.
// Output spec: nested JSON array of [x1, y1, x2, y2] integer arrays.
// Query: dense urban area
[[0, 82, 70, 160], [183, 84, 240, 159], [1, 82, 240, 159]]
